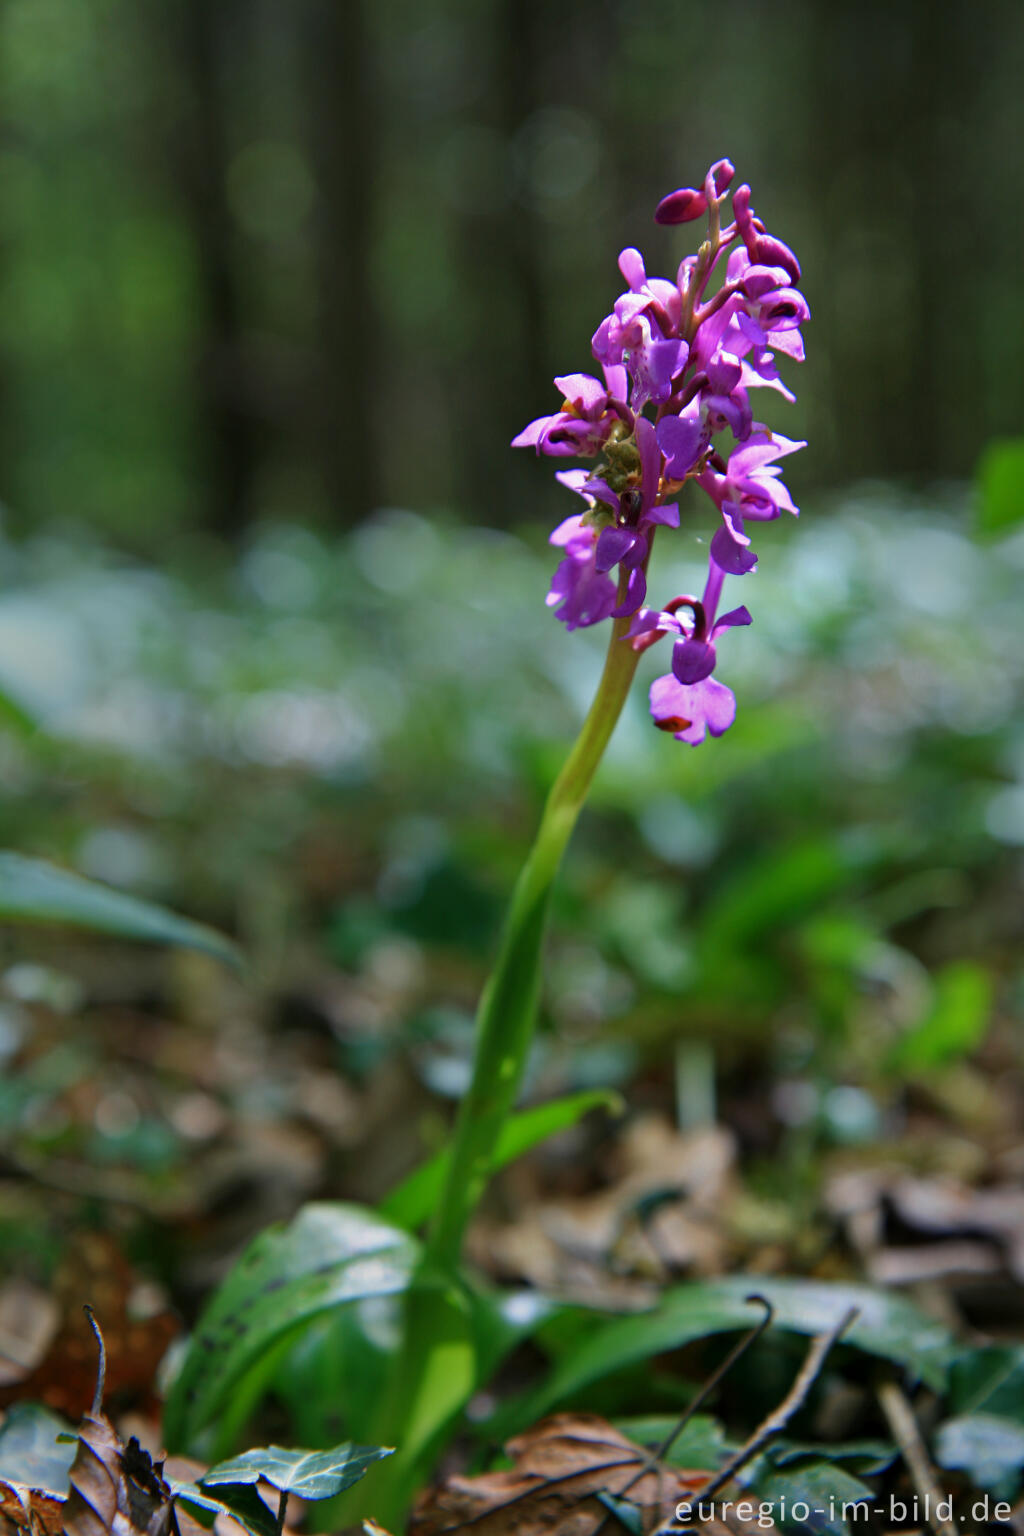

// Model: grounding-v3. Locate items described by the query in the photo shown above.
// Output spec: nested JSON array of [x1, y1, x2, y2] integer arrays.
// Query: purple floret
[[513, 159, 808, 744]]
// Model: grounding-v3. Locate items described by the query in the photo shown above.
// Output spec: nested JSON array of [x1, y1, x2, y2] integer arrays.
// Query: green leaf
[[519, 1276, 953, 1422], [612, 1414, 729, 1470], [171, 1479, 279, 1536], [0, 679, 39, 739], [887, 961, 993, 1073], [380, 1089, 622, 1230], [697, 839, 851, 965], [162, 1203, 419, 1457], [770, 1440, 897, 1477], [976, 437, 1024, 537], [471, 1286, 560, 1383], [0, 1402, 75, 1492], [202, 1441, 393, 1499], [752, 1460, 873, 1536], [275, 1276, 554, 1466], [275, 1298, 402, 1448], [934, 1413, 1024, 1498], [0, 852, 241, 969], [596, 1491, 644, 1535], [947, 1345, 1024, 1421]]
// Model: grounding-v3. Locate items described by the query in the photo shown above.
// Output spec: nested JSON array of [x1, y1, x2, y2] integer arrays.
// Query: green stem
[[347, 574, 646, 1530], [424, 585, 642, 1271]]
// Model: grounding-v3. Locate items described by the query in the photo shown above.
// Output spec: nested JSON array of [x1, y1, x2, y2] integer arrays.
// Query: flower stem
[[351, 577, 644, 1531], [424, 587, 642, 1272]]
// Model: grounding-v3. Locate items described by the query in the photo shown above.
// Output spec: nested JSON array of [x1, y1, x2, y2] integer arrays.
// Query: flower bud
[[730, 184, 756, 247], [654, 186, 708, 225], [710, 158, 736, 193], [750, 233, 801, 282]]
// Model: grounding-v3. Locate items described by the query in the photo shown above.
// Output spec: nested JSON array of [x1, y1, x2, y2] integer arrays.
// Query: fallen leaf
[[63, 1413, 177, 1536], [409, 1413, 712, 1536], [0, 1480, 64, 1536], [470, 1118, 736, 1300], [0, 1237, 177, 1420]]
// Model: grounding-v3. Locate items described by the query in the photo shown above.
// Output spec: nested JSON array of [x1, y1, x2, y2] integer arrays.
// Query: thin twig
[[696, 1305, 859, 1502], [652, 1297, 774, 1469], [877, 1379, 962, 1536], [83, 1304, 106, 1416], [589, 1298, 776, 1536], [431, 1455, 643, 1536]]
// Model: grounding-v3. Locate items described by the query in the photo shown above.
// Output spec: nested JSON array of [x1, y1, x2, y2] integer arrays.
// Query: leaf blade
[[0, 852, 241, 968], [380, 1089, 622, 1231], [201, 1441, 393, 1498], [518, 1277, 954, 1424], [163, 1203, 419, 1456]]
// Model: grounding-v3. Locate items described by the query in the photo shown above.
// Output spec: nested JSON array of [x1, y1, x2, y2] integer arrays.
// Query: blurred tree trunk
[[497, 0, 547, 419], [178, 0, 259, 538], [304, 0, 378, 524], [458, 0, 549, 526]]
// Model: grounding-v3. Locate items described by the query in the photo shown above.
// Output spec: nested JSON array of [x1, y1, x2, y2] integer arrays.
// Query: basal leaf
[[163, 1203, 419, 1457], [519, 1276, 953, 1422], [380, 1089, 622, 1232], [0, 852, 241, 968]]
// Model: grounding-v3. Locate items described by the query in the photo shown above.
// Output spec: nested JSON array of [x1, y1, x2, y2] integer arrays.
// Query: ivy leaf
[[0, 852, 241, 968], [946, 1345, 1024, 1421], [612, 1415, 730, 1471], [170, 1479, 279, 1536], [769, 1440, 897, 1477], [752, 1461, 873, 1536], [201, 1442, 393, 1499]]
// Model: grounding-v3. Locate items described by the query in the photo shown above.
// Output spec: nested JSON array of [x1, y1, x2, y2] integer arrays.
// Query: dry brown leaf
[[63, 1412, 176, 1536], [828, 1166, 1024, 1284], [409, 1413, 713, 1536], [471, 1118, 737, 1301], [0, 1236, 176, 1420], [0, 1480, 64, 1536]]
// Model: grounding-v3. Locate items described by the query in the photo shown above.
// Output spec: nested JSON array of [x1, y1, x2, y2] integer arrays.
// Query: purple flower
[[516, 159, 807, 744], [649, 673, 737, 745], [512, 368, 627, 458], [545, 515, 618, 631], [698, 429, 806, 571], [629, 561, 752, 744]]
